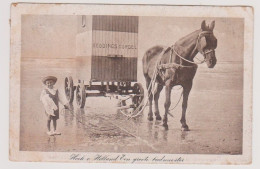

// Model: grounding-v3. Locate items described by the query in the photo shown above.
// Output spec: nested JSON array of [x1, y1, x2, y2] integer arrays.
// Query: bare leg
[[145, 76, 153, 121], [180, 81, 192, 131], [47, 119, 51, 131], [53, 119, 57, 131], [163, 81, 172, 130], [154, 84, 163, 120]]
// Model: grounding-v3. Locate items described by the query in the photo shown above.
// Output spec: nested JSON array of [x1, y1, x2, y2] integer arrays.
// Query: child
[[40, 76, 69, 136]]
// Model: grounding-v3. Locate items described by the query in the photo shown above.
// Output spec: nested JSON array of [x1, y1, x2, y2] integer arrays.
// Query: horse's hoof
[[156, 115, 162, 121], [181, 126, 190, 131], [163, 123, 168, 130], [147, 115, 153, 121]]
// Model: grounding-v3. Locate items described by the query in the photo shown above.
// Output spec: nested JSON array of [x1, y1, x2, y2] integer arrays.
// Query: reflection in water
[[63, 107, 74, 127], [75, 108, 86, 127], [181, 131, 188, 141], [154, 130, 158, 140], [147, 121, 153, 138], [180, 131, 195, 144], [74, 108, 88, 142], [62, 103, 75, 127], [146, 120, 168, 141], [162, 130, 168, 141], [66, 103, 74, 116], [47, 136, 56, 151], [154, 121, 161, 128], [153, 121, 161, 141], [146, 120, 170, 141]]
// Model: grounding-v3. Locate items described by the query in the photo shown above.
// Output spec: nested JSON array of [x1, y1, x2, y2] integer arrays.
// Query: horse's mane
[[175, 29, 201, 46], [145, 30, 201, 60], [143, 29, 201, 75]]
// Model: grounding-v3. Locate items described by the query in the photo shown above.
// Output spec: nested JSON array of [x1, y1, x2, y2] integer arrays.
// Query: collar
[[45, 87, 57, 95]]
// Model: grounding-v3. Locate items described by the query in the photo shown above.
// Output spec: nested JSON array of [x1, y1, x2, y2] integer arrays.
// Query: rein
[[173, 47, 205, 65]]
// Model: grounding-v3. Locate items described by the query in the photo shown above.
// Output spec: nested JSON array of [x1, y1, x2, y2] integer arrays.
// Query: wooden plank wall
[[91, 56, 137, 81], [91, 15, 138, 82]]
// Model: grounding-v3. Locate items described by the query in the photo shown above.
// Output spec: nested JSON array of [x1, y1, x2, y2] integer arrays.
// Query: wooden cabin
[[76, 15, 139, 83]]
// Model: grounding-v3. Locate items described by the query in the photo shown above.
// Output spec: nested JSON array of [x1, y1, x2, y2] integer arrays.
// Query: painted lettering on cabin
[[93, 43, 137, 49]]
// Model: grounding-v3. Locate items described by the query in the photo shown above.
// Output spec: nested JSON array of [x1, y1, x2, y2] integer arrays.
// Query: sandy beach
[[19, 58, 243, 154]]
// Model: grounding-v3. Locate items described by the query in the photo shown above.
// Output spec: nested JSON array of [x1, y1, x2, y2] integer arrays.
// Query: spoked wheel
[[132, 83, 144, 110], [64, 76, 74, 103], [76, 83, 86, 108]]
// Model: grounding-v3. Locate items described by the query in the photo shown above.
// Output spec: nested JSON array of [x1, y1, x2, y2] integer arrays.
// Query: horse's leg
[[145, 76, 154, 121], [154, 84, 163, 120], [180, 81, 192, 131], [163, 81, 172, 130]]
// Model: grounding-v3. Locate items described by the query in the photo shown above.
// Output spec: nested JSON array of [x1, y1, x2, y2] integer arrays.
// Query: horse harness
[[156, 30, 214, 82]]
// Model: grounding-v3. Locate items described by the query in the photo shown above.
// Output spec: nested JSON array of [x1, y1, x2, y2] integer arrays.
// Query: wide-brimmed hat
[[42, 76, 57, 85]]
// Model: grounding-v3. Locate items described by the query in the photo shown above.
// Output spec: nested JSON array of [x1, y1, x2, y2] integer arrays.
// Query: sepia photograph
[[9, 3, 253, 164]]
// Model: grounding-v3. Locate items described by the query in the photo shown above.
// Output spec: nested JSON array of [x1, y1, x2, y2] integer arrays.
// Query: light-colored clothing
[[41, 94, 57, 116], [40, 87, 68, 118]]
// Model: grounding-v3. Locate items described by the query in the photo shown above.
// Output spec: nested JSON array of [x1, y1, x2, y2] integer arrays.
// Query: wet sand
[[20, 58, 243, 154]]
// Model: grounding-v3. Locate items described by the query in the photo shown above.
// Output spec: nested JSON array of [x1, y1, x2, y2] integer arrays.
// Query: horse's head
[[197, 20, 217, 68]]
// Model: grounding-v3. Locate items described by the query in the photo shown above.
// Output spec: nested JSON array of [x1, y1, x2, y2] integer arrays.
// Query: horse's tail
[[142, 52, 149, 76], [142, 45, 165, 76]]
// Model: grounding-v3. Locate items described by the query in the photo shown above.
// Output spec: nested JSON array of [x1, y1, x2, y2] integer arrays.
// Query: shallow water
[[20, 58, 243, 154]]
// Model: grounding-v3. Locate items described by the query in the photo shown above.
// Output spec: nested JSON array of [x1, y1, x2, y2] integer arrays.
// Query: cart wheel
[[76, 83, 86, 108], [64, 76, 74, 103], [132, 83, 144, 109]]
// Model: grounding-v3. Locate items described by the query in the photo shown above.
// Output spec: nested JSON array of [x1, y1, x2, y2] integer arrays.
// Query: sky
[[139, 17, 244, 62], [22, 15, 78, 59], [22, 15, 244, 62]]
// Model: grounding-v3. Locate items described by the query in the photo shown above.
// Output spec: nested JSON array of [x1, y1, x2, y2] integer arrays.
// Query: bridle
[[170, 30, 215, 67]]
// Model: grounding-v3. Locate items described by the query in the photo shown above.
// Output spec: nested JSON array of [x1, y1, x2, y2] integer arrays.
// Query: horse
[[142, 20, 217, 130]]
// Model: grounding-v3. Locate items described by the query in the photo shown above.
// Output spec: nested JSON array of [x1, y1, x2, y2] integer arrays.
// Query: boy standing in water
[[40, 76, 69, 136]]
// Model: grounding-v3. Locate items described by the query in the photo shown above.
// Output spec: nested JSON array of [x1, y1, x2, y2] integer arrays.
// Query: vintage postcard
[[9, 3, 253, 164]]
